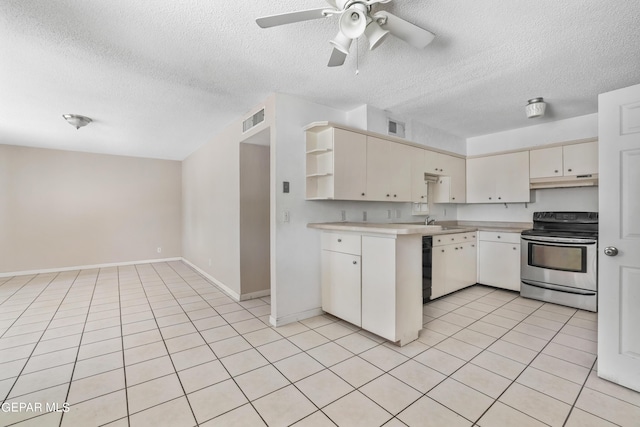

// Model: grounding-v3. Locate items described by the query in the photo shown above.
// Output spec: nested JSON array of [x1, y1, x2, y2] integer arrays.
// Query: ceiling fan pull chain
[[355, 39, 360, 75]]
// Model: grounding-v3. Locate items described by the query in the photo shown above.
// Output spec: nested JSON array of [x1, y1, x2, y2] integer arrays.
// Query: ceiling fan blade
[[256, 8, 330, 28], [374, 11, 435, 49], [328, 48, 347, 67]]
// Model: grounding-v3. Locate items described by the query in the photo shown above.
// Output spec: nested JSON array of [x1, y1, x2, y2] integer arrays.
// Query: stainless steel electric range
[[520, 211, 598, 312]]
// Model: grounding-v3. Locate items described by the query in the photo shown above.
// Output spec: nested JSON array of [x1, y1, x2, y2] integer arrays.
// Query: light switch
[[283, 181, 289, 193]]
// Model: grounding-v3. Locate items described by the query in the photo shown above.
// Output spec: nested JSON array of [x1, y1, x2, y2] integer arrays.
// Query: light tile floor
[[1, 261, 639, 426]]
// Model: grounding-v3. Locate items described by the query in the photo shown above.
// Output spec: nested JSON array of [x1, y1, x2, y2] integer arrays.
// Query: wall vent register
[[243, 108, 265, 133]]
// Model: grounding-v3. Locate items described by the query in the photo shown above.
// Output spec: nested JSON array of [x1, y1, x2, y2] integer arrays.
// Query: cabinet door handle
[[452, 197, 456, 200], [394, 194, 397, 197], [554, 170, 559, 173], [337, 239, 342, 242], [472, 244, 475, 247], [497, 236, 501, 239], [441, 249, 445, 252], [451, 238, 454, 241], [386, 194, 390, 197], [489, 197, 492, 200], [353, 261, 357, 265], [498, 197, 502, 200], [464, 236, 467, 239], [513, 247, 517, 250], [421, 196, 424, 199], [568, 168, 573, 172], [361, 192, 365, 196]]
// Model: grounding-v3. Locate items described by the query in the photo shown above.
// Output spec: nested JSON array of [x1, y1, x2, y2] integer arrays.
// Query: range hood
[[530, 174, 598, 189], [424, 173, 440, 183]]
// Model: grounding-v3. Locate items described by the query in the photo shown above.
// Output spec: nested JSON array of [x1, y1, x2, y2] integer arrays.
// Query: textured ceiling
[[1, 0, 639, 160]]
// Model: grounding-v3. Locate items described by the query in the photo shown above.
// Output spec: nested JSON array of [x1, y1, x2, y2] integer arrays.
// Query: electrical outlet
[[395, 209, 401, 218], [284, 210, 290, 223], [387, 209, 392, 219], [444, 208, 447, 217], [157, 247, 162, 254], [363, 211, 367, 221], [341, 210, 346, 221]]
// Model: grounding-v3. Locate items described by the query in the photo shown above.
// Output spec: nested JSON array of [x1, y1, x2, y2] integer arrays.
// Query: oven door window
[[528, 243, 587, 273]]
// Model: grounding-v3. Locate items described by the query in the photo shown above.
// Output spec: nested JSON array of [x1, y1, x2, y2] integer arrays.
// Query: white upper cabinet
[[428, 151, 466, 204], [563, 141, 598, 176], [366, 136, 412, 202], [530, 141, 598, 180], [466, 151, 530, 203], [306, 127, 367, 200], [530, 146, 563, 179], [410, 147, 428, 203]]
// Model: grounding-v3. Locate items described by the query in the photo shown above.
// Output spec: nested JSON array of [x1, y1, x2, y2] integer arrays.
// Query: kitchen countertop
[[307, 222, 476, 236], [307, 221, 531, 236]]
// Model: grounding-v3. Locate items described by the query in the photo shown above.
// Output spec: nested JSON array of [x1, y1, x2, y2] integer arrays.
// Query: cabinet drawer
[[433, 231, 477, 246], [321, 232, 361, 255], [478, 231, 520, 244]]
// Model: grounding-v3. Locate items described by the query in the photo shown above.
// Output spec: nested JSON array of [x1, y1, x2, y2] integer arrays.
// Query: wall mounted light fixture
[[525, 98, 546, 119], [63, 114, 92, 129]]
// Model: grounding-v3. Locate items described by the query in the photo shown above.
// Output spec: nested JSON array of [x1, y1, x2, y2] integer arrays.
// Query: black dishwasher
[[422, 236, 433, 303]]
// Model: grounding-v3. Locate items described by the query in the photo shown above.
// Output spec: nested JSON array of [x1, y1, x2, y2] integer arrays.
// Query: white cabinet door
[[361, 236, 396, 341], [495, 151, 530, 203], [388, 143, 413, 202], [467, 153, 530, 203], [333, 129, 367, 200], [597, 83, 640, 392], [366, 136, 390, 201], [530, 146, 563, 179], [448, 155, 466, 203], [459, 241, 478, 289], [424, 150, 445, 174], [563, 141, 598, 176], [321, 250, 361, 327], [431, 245, 448, 299], [466, 156, 495, 203], [478, 240, 520, 291], [410, 148, 428, 203]]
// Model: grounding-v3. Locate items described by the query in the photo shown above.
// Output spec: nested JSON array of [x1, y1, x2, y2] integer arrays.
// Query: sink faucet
[[425, 216, 436, 225]]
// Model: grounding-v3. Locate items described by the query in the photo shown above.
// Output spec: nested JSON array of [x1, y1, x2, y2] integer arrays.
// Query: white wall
[[466, 113, 598, 156], [0, 145, 181, 275], [458, 113, 599, 222], [457, 187, 599, 222]]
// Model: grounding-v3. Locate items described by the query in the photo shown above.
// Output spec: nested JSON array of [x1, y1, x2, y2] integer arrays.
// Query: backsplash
[[456, 186, 598, 222]]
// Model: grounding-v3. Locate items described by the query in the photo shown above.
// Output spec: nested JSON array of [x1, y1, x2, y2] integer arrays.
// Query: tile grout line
[[129, 263, 199, 424], [465, 297, 584, 426], [162, 261, 349, 426], [117, 266, 132, 427], [58, 269, 101, 427], [1, 271, 75, 407]]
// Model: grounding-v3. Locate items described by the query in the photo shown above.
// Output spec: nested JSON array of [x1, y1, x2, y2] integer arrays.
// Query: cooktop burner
[[523, 211, 599, 239]]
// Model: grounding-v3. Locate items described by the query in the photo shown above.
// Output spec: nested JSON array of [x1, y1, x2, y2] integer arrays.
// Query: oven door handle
[[521, 280, 597, 296], [521, 236, 597, 245]]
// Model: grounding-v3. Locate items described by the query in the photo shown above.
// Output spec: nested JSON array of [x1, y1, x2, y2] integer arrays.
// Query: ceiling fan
[[256, 0, 435, 67]]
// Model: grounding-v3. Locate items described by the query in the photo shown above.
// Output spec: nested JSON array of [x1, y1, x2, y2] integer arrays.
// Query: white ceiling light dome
[[526, 98, 547, 119]]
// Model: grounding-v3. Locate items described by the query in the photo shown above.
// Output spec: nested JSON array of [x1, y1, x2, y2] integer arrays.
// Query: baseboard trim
[[240, 289, 271, 301], [0, 257, 183, 279], [180, 258, 241, 301], [270, 307, 324, 327]]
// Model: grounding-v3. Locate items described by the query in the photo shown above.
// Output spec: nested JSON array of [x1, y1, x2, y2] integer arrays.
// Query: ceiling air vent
[[243, 108, 265, 133], [388, 118, 405, 138]]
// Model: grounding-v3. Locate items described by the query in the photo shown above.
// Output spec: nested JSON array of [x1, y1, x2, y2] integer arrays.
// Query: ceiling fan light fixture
[[330, 31, 352, 54], [364, 20, 389, 50], [339, 5, 367, 39], [525, 97, 546, 119], [63, 114, 92, 129]]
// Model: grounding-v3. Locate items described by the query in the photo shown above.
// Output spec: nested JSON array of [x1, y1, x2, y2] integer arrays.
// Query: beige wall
[[240, 142, 270, 296], [0, 145, 181, 274], [181, 97, 274, 298]]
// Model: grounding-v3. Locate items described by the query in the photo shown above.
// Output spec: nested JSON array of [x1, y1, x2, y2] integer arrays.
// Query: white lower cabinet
[[478, 231, 521, 291], [432, 232, 478, 299], [321, 249, 362, 327], [320, 231, 422, 345]]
